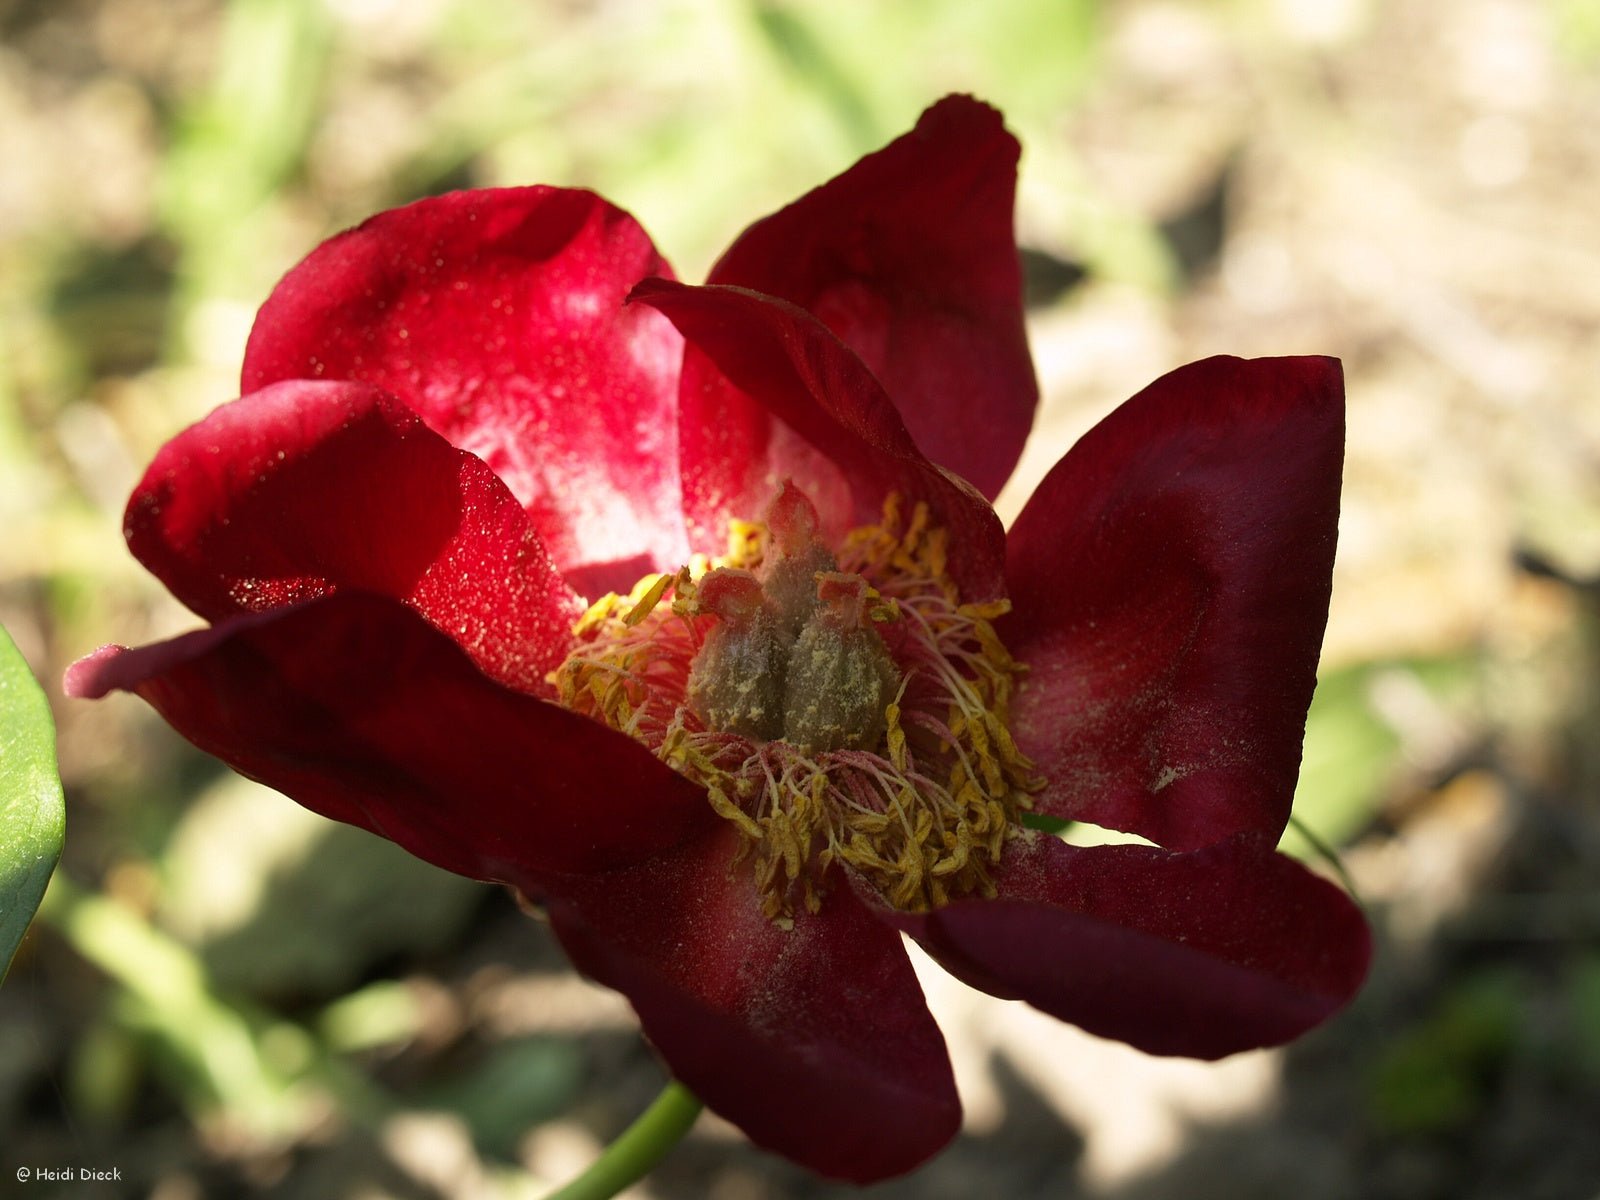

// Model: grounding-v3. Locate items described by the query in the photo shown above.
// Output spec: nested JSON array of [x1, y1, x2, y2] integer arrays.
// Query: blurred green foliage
[[423, 1037, 585, 1159], [159, 0, 335, 356], [1283, 655, 1480, 862], [1552, 0, 1600, 63], [1368, 970, 1523, 1135], [1569, 955, 1600, 1079], [42, 874, 336, 1136], [1369, 956, 1600, 1137], [159, 775, 483, 997]]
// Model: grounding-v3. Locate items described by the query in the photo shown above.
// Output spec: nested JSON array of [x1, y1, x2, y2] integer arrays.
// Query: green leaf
[[1021, 811, 1073, 835], [1, 625, 65, 984]]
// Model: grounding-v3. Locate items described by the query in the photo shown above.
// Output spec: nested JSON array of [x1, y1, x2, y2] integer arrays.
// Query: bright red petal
[[709, 95, 1036, 501], [241, 187, 688, 596], [125, 379, 581, 695], [64, 593, 713, 885], [543, 828, 961, 1183], [1005, 356, 1344, 848], [886, 832, 1370, 1059], [632, 280, 1007, 602]]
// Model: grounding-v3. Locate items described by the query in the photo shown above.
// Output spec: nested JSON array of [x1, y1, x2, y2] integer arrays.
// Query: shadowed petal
[[1005, 356, 1344, 848], [709, 95, 1036, 501], [65, 593, 713, 885], [242, 187, 688, 596], [633, 280, 1007, 602], [125, 379, 582, 695], [884, 831, 1370, 1059], [543, 829, 961, 1183]]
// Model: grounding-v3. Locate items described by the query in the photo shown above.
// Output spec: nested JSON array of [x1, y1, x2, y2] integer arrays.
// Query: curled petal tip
[[63, 646, 125, 700], [624, 275, 678, 306]]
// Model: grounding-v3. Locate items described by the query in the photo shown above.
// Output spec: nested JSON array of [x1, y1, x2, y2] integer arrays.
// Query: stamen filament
[[549, 494, 1042, 917]]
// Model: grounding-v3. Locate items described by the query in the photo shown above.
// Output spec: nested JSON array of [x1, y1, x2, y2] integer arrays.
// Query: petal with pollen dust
[[543, 824, 962, 1184], [65, 592, 713, 884], [633, 280, 1007, 603], [1004, 355, 1344, 849], [125, 379, 582, 695], [886, 830, 1370, 1059], [710, 95, 1037, 502], [242, 187, 689, 596]]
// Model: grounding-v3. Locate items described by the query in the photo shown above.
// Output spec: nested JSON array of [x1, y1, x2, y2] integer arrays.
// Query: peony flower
[[68, 96, 1370, 1182]]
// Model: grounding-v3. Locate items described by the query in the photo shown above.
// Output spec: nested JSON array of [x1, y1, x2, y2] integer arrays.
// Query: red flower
[[68, 97, 1369, 1182]]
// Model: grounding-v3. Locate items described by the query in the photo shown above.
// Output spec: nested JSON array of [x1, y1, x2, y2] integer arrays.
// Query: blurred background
[[3, 0, 1600, 1196]]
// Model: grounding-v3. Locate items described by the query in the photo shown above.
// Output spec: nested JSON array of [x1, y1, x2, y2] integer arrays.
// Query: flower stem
[[546, 1080, 703, 1200]]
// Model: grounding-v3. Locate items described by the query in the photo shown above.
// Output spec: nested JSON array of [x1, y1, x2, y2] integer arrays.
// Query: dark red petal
[[241, 187, 688, 596], [886, 832, 1370, 1060], [708, 95, 1036, 501], [64, 592, 712, 885], [1005, 356, 1344, 848], [543, 828, 960, 1183], [125, 379, 581, 695], [632, 279, 1006, 602]]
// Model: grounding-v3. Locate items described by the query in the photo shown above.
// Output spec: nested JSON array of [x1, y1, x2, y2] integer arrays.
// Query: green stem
[[546, 1080, 703, 1200], [1286, 813, 1364, 909]]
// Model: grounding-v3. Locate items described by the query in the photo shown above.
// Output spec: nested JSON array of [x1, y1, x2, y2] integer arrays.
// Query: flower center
[[550, 483, 1040, 922]]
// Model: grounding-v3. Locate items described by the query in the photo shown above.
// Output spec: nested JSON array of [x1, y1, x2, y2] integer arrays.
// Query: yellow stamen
[[622, 573, 673, 626], [548, 493, 1043, 918]]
